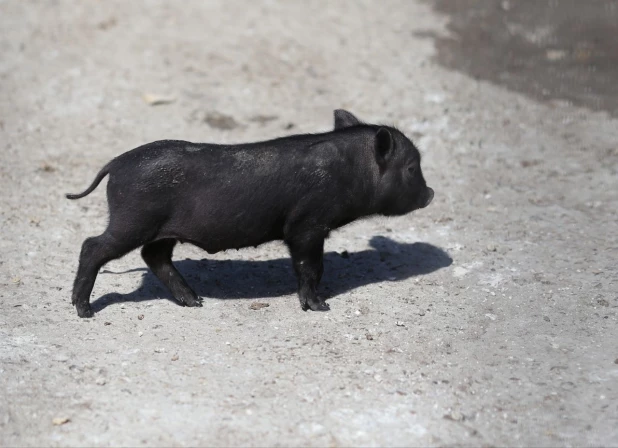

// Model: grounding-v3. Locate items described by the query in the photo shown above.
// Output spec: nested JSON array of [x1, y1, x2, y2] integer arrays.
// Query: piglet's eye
[[408, 166, 417, 175]]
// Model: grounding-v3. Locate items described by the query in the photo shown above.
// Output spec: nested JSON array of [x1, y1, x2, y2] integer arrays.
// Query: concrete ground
[[1, 0, 617, 446]]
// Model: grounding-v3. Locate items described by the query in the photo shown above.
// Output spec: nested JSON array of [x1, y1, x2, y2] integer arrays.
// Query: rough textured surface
[[1, 1, 617, 446]]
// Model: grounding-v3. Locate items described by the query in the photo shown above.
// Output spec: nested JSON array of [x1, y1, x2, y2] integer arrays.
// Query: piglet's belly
[[161, 213, 285, 253]]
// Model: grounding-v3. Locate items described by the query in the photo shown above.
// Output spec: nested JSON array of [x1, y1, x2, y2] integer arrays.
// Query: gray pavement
[[1, 1, 617, 446]]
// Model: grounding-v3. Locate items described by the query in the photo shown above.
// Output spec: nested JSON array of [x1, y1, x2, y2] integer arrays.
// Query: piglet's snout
[[422, 187, 434, 208]]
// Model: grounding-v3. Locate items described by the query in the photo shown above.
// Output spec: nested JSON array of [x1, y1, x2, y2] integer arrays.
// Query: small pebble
[[249, 302, 269, 310], [52, 417, 70, 426], [104, 322, 111, 326], [95, 377, 106, 386], [171, 354, 179, 361], [138, 315, 144, 320], [445, 411, 463, 421], [396, 321, 405, 327]]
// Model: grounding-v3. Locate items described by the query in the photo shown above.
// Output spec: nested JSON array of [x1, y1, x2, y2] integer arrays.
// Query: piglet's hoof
[[76, 304, 94, 318], [304, 300, 330, 312], [314, 301, 330, 311], [180, 297, 203, 307]]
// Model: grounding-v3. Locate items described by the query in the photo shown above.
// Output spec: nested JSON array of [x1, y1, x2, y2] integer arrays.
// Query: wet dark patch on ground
[[423, 0, 618, 116]]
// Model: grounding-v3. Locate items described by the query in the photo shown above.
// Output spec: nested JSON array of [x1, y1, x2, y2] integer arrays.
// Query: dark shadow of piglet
[[91, 236, 452, 313]]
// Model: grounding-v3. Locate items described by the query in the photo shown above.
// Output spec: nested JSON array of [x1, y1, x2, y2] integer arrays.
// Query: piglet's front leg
[[287, 235, 329, 311]]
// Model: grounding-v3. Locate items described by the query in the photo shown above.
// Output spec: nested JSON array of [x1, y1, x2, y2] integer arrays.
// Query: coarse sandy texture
[[1, 1, 617, 446]]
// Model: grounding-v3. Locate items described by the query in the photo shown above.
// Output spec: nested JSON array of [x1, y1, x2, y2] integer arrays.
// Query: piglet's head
[[334, 109, 434, 216]]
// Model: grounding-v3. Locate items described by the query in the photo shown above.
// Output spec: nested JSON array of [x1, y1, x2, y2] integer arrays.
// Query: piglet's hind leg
[[71, 233, 141, 318], [141, 239, 202, 308]]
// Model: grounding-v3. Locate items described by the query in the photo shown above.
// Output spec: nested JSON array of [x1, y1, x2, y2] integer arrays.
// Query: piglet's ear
[[375, 127, 393, 166], [334, 109, 361, 130]]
